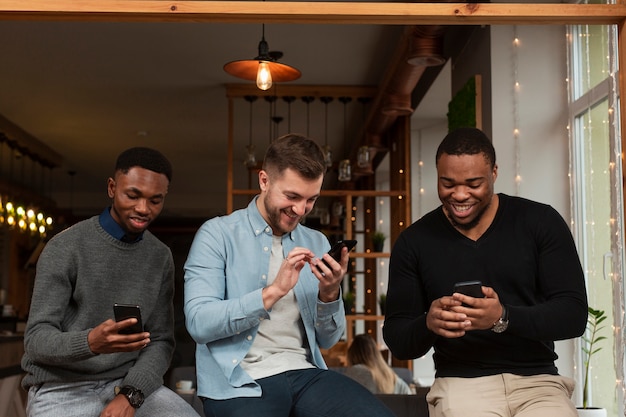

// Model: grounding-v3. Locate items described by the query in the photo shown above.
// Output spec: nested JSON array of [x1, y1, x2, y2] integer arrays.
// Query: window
[[568, 21, 623, 415]]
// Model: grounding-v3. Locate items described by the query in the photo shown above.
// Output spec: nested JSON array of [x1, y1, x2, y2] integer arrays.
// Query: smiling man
[[183, 134, 395, 417], [22, 147, 199, 417], [383, 127, 588, 417]]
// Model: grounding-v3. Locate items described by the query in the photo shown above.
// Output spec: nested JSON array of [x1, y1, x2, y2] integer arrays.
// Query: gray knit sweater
[[21, 216, 175, 397]]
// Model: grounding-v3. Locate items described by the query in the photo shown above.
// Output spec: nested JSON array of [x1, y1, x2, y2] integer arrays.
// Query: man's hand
[[88, 319, 150, 354], [99, 393, 136, 417], [425, 296, 471, 338], [450, 286, 504, 330], [312, 246, 348, 303], [263, 247, 314, 310], [427, 286, 504, 337]]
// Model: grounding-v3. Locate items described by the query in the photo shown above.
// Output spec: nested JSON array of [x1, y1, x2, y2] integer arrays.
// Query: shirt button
[[247, 335, 252, 341], [264, 247, 269, 252], [265, 227, 271, 233], [262, 275, 267, 280], [232, 359, 237, 364]]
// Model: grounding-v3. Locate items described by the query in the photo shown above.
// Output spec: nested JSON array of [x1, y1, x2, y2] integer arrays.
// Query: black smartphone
[[453, 280, 484, 299], [318, 239, 358, 271], [113, 303, 143, 334]]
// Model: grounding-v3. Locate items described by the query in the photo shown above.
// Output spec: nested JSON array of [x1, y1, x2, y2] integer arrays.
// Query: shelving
[[225, 83, 411, 367]]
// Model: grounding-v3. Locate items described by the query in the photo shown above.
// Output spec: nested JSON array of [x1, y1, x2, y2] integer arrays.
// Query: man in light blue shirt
[[184, 134, 394, 417]]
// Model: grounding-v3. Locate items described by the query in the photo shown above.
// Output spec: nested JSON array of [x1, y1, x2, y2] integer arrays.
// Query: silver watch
[[491, 304, 509, 333]]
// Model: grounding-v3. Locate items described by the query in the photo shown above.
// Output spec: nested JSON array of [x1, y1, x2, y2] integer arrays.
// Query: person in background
[[345, 334, 412, 395], [22, 147, 199, 417], [383, 127, 588, 417], [184, 134, 395, 417]]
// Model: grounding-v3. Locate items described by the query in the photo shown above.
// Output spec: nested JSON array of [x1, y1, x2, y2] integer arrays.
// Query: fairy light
[[512, 26, 521, 195], [566, 20, 624, 412]]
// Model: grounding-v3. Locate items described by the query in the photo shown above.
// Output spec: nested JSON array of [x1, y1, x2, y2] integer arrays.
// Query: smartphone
[[453, 280, 484, 299], [113, 303, 143, 334], [318, 239, 358, 271]]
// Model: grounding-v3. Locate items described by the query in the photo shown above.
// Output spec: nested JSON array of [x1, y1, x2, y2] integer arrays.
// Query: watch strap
[[116, 385, 144, 409], [491, 304, 509, 333]]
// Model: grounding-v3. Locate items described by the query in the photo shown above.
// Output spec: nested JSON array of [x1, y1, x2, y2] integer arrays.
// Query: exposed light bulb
[[256, 61, 272, 90]]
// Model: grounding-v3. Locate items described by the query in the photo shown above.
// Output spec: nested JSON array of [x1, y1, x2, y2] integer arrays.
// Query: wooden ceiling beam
[[0, 2, 624, 26]]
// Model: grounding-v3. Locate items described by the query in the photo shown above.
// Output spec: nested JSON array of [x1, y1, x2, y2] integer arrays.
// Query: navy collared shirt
[[99, 207, 143, 243]]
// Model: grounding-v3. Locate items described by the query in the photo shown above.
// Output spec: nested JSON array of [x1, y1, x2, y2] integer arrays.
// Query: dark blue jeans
[[202, 368, 396, 417]]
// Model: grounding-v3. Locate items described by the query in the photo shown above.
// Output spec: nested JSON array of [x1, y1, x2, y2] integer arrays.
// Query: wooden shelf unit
[[225, 84, 412, 367]]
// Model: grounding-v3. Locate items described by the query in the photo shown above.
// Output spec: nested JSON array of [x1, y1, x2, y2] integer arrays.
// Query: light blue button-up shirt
[[183, 197, 346, 400]]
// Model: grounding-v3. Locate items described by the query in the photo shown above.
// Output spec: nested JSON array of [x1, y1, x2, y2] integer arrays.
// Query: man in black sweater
[[383, 127, 587, 417]]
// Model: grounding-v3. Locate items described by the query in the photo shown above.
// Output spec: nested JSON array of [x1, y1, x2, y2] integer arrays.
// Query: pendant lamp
[[321, 96, 333, 168], [224, 24, 301, 91], [244, 95, 258, 168]]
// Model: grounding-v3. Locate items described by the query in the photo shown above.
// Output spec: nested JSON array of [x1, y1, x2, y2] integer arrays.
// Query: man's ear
[[107, 177, 115, 198], [258, 170, 269, 191]]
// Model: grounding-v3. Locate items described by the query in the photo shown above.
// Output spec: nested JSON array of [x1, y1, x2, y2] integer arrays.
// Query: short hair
[[435, 127, 496, 169], [115, 147, 173, 182], [262, 134, 327, 180]]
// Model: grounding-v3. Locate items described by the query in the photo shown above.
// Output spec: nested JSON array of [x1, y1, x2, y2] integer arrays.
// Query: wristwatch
[[115, 385, 145, 408], [491, 304, 509, 333]]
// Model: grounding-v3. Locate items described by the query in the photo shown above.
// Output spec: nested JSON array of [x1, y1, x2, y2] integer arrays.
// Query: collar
[[99, 207, 143, 243], [246, 196, 297, 243]]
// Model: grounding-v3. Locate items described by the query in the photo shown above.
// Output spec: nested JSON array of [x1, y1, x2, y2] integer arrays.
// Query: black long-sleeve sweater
[[383, 194, 588, 378]]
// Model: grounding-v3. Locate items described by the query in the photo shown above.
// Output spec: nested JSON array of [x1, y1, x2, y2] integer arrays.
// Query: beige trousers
[[426, 373, 577, 417]]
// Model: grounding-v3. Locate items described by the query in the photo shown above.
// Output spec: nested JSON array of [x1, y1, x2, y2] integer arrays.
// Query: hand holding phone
[[453, 280, 484, 298], [317, 239, 357, 272], [453, 280, 484, 307], [113, 303, 143, 334]]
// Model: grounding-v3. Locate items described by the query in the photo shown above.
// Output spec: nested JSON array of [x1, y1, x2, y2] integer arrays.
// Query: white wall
[[407, 25, 576, 386]]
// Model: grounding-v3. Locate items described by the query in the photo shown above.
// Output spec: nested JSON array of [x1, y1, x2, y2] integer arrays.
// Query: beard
[[263, 197, 299, 236], [446, 200, 491, 231]]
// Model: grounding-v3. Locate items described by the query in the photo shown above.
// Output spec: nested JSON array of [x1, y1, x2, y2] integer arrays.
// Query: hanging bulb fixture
[[224, 24, 301, 91], [321, 96, 333, 168], [244, 95, 258, 168], [302, 96, 315, 137], [338, 97, 352, 182]]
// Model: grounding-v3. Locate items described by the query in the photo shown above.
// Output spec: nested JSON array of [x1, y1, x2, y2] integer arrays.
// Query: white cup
[[176, 380, 193, 391]]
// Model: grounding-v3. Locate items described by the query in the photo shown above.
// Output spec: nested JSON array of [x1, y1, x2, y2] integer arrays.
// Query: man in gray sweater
[[21, 147, 198, 417]]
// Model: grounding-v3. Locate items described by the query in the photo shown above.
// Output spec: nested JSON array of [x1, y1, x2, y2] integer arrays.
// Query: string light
[[0, 139, 55, 238], [512, 26, 522, 195]]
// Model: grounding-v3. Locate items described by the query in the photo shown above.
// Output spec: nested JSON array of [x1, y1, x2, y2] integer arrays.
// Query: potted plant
[[371, 231, 386, 252], [378, 294, 386, 315], [577, 307, 607, 417], [343, 291, 355, 314]]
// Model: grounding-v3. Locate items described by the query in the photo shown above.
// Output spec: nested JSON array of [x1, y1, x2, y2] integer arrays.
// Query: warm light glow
[[256, 61, 272, 90]]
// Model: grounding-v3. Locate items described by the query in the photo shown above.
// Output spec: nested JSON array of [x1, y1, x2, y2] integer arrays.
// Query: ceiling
[[0, 18, 450, 222]]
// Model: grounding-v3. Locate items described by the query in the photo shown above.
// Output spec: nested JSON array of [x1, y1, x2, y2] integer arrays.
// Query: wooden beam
[[0, 2, 624, 26]]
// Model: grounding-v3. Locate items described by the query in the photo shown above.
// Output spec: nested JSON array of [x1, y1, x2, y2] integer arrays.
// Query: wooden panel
[[0, 2, 623, 26]]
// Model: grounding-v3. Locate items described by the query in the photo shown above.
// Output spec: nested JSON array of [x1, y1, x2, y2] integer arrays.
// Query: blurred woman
[[345, 334, 412, 394]]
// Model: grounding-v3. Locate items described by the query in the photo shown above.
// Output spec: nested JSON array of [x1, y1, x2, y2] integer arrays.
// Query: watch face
[[120, 386, 144, 408], [492, 320, 509, 333]]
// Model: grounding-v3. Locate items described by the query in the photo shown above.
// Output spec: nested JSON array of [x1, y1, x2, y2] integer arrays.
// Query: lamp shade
[[223, 59, 301, 83], [224, 26, 301, 89]]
